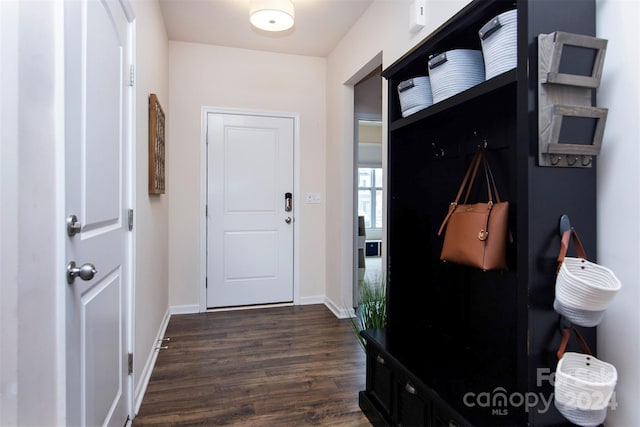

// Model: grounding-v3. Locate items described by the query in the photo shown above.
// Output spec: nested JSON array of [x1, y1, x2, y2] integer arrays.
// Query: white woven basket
[[554, 400, 607, 427], [397, 76, 433, 117], [427, 49, 485, 103], [556, 257, 621, 311], [479, 9, 517, 80], [555, 352, 617, 425], [553, 299, 606, 327]]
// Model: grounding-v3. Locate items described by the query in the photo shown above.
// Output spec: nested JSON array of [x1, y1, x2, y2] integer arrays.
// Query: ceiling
[[158, 0, 374, 57]]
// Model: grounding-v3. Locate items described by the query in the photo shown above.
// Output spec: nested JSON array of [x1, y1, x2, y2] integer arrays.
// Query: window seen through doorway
[[358, 168, 382, 229]]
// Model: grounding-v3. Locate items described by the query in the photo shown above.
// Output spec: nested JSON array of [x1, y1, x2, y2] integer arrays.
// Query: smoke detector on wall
[[409, 0, 425, 33]]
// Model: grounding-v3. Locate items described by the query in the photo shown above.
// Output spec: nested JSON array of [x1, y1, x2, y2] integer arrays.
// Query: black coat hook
[[431, 142, 445, 159], [559, 214, 571, 236], [473, 130, 488, 148]]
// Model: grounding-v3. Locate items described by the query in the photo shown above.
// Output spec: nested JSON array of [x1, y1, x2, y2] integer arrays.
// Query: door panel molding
[[199, 107, 300, 312]]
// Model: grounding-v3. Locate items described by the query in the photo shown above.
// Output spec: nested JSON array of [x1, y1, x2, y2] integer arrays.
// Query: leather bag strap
[[463, 148, 503, 205], [483, 155, 501, 203], [437, 203, 457, 236], [457, 149, 484, 205], [557, 228, 588, 265], [480, 154, 494, 204], [437, 150, 484, 236], [557, 326, 593, 360], [462, 149, 485, 204], [482, 155, 514, 242]]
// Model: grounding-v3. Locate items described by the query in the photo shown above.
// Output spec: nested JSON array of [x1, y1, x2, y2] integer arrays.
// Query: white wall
[[596, 1, 640, 425], [168, 42, 327, 309], [325, 0, 470, 308], [132, 0, 170, 405], [0, 1, 20, 424], [0, 1, 66, 424]]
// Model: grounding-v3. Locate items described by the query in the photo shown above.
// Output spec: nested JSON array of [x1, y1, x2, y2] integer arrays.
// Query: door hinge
[[128, 353, 133, 375], [128, 64, 135, 87], [128, 209, 134, 231], [205, 205, 208, 217], [206, 277, 208, 288]]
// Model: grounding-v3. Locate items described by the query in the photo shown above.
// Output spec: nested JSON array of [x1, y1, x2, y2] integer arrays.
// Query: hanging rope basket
[[554, 327, 617, 426], [554, 228, 621, 326]]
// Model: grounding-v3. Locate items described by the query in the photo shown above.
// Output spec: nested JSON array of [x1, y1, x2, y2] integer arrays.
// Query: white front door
[[206, 113, 294, 308], [65, 0, 133, 426]]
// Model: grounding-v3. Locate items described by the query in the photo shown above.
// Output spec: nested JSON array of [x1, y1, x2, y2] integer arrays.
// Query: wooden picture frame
[[149, 93, 165, 194]]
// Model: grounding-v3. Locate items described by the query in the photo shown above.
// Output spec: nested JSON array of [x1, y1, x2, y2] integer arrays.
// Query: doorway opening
[[353, 65, 383, 309]]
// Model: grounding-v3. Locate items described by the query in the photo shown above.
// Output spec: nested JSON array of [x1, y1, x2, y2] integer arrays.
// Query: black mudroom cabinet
[[359, 0, 603, 426]]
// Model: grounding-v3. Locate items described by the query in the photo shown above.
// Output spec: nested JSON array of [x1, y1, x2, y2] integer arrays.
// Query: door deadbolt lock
[[67, 261, 97, 284], [67, 214, 82, 237], [285, 217, 292, 224], [284, 192, 292, 212]]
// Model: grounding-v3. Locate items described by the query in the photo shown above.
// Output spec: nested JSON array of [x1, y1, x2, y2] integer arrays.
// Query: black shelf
[[390, 69, 517, 132], [360, 0, 599, 426], [381, 0, 517, 80]]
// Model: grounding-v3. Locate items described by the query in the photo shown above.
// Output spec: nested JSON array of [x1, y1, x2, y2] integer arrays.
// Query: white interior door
[[207, 113, 294, 308], [65, 0, 132, 426]]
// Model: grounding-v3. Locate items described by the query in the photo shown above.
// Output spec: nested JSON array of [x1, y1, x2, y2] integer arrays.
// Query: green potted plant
[[351, 273, 387, 352]]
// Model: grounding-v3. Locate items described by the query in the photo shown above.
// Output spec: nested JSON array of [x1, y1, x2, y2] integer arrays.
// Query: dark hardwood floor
[[133, 304, 371, 426]]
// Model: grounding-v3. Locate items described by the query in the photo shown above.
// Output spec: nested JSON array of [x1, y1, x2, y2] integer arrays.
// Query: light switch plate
[[305, 192, 321, 204]]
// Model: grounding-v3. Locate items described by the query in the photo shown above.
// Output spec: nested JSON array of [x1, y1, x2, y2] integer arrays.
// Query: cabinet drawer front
[[432, 404, 465, 427], [396, 380, 429, 426], [368, 352, 393, 415]]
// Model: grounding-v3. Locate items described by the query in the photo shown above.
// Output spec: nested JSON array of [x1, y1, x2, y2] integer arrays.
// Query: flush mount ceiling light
[[250, 0, 295, 32]]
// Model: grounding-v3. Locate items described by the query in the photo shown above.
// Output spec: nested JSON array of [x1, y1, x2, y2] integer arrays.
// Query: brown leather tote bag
[[437, 148, 509, 271]]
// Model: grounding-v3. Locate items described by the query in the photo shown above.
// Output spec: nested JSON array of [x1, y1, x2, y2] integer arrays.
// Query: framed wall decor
[[149, 93, 166, 194]]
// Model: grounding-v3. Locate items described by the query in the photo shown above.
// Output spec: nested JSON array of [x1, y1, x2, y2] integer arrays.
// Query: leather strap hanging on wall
[[556, 326, 592, 360]]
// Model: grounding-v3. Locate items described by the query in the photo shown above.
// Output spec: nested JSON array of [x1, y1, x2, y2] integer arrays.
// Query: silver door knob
[[285, 217, 292, 224], [67, 261, 97, 284]]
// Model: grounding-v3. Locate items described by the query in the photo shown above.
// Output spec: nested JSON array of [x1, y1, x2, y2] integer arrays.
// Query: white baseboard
[[169, 304, 200, 315], [134, 308, 171, 415], [298, 295, 325, 306], [323, 296, 355, 319]]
